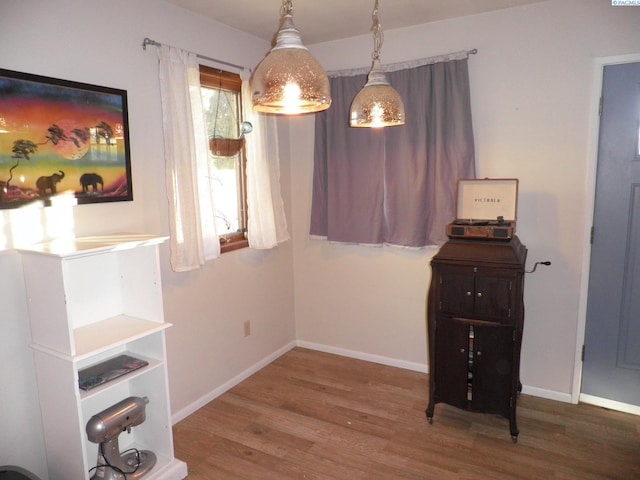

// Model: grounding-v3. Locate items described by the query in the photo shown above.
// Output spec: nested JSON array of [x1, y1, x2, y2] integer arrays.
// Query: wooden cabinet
[[18, 235, 188, 480], [426, 236, 527, 442]]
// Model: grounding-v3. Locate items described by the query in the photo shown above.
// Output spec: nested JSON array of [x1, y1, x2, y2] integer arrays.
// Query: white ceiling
[[163, 0, 548, 45]]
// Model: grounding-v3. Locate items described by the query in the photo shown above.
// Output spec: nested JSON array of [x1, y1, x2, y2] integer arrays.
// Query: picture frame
[[0, 68, 133, 208]]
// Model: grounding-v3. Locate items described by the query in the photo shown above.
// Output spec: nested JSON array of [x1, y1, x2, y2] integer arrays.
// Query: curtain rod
[[327, 48, 478, 78], [142, 37, 246, 71]]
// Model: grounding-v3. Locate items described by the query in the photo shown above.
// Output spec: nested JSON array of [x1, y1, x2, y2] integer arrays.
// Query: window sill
[[220, 236, 248, 254]]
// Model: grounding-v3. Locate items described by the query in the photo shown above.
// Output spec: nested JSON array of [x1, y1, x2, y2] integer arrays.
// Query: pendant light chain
[[371, 0, 383, 61], [282, 0, 293, 17]]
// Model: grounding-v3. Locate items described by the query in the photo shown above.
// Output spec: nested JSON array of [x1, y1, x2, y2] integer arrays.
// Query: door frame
[[573, 53, 640, 415]]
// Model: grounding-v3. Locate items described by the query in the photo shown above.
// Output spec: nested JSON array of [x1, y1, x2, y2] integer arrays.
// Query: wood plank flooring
[[173, 347, 640, 479]]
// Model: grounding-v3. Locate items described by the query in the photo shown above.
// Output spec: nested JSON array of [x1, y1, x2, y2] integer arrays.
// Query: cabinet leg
[[425, 403, 434, 424], [509, 417, 519, 443]]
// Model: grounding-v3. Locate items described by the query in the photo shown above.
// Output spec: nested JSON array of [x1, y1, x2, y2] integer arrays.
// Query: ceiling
[[164, 0, 548, 45]]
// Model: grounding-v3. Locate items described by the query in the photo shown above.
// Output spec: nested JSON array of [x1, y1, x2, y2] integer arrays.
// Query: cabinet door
[[433, 317, 469, 409], [471, 324, 513, 416], [438, 268, 475, 316], [474, 273, 515, 319]]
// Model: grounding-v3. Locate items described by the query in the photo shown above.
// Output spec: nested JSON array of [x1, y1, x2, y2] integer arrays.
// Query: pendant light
[[350, 0, 405, 128], [251, 0, 331, 114]]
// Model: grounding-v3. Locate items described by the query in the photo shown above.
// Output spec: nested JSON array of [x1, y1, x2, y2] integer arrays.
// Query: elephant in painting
[[36, 170, 65, 195], [80, 173, 104, 193]]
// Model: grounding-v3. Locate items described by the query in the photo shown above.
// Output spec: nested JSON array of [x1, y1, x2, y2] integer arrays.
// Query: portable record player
[[446, 178, 518, 240]]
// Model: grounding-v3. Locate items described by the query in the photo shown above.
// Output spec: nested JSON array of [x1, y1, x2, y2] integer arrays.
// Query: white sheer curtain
[[241, 76, 289, 249], [157, 45, 220, 272], [157, 47, 288, 270]]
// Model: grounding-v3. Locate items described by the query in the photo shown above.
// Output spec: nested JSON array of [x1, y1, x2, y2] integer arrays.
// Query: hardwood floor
[[173, 348, 640, 479]]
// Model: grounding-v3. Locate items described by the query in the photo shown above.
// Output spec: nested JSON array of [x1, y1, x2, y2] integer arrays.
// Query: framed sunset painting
[[0, 68, 133, 208]]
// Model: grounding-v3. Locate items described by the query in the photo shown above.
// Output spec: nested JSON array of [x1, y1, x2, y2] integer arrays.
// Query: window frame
[[200, 65, 249, 253]]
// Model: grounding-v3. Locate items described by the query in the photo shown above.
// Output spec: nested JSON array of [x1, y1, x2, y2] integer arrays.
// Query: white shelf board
[[73, 315, 171, 360], [79, 355, 163, 401], [16, 234, 168, 258]]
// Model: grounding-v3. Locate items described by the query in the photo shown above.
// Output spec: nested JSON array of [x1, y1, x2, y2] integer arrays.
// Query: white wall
[[0, 1, 294, 477], [0, 251, 47, 476], [2, 0, 640, 477], [293, 0, 640, 399]]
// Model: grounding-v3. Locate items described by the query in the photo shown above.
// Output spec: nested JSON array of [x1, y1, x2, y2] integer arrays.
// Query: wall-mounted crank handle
[[525, 261, 551, 274]]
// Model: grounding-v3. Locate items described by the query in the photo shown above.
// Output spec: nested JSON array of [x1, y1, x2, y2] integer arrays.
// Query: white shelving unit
[[18, 234, 187, 480]]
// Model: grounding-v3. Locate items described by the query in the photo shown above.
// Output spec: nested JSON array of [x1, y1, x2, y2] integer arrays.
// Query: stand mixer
[[86, 396, 156, 480]]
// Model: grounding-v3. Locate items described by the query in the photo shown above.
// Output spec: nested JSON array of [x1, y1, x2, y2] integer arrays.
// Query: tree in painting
[[3, 139, 38, 197]]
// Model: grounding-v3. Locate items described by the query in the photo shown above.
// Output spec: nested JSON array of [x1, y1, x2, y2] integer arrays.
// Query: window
[[200, 66, 248, 253]]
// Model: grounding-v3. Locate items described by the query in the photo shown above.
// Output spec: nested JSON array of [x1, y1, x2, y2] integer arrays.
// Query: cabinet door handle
[[466, 291, 472, 296], [477, 351, 482, 356], [476, 292, 483, 298], [460, 348, 465, 353]]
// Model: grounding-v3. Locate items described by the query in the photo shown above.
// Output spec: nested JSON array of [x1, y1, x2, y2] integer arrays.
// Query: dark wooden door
[[474, 273, 514, 319], [471, 324, 514, 415], [433, 318, 469, 409], [439, 267, 475, 315]]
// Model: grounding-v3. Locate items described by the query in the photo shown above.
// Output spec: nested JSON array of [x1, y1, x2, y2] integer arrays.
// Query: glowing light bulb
[[283, 82, 303, 114], [370, 103, 385, 128]]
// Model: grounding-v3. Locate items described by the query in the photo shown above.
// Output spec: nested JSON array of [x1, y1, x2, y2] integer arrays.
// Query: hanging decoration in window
[[209, 73, 252, 157]]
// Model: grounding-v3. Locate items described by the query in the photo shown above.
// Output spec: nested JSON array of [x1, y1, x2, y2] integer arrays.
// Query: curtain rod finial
[[142, 37, 160, 50]]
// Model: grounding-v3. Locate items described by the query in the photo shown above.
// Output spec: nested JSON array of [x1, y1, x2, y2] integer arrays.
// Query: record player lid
[[455, 178, 518, 222]]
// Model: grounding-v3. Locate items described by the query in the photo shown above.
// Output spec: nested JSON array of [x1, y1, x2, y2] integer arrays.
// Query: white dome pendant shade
[[350, 0, 405, 128], [251, 0, 331, 114]]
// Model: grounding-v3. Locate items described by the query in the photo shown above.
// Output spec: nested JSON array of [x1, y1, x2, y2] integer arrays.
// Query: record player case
[[446, 178, 518, 240]]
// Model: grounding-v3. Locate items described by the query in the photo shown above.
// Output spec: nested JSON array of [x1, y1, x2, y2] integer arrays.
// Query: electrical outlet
[[243, 320, 251, 337]]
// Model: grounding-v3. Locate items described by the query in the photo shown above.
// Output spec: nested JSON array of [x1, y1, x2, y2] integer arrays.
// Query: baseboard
[[298, 341, 581, 406], [579, 393, 640, 416], [520, 384, 573, 403], [171, 341, 296, 424], [295, 340, 428, 373]]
